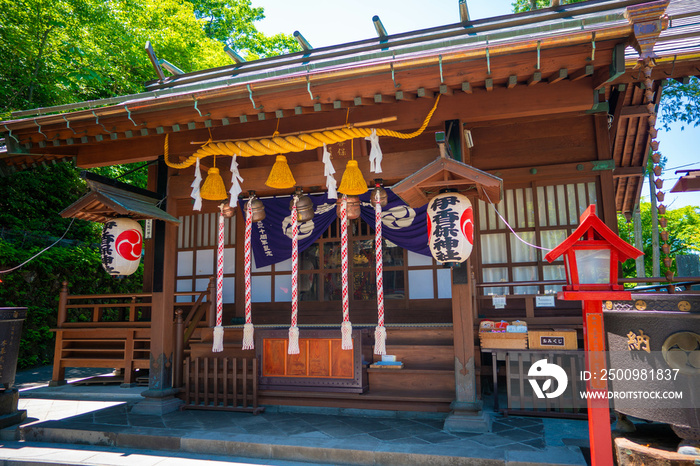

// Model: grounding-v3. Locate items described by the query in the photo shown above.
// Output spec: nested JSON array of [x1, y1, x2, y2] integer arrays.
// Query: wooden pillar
[[583, 300, 614, 466], [133, 156, 182, 414], [594, 113, 618, 233], [443, 258, 491, 432]]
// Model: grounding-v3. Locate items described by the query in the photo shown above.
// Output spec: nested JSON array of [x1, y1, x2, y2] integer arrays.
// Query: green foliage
[[512, 0, 585, 13], [0, 0, 298, 119], [0, 236, 143, 368], [617, 203, 700, 279], [658, 77, 700, 131], [185, 0, 300, 59]]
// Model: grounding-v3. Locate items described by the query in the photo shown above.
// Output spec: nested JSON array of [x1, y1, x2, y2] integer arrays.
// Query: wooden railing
[[174, 278, 214, 388], [57, 281, 153, 327], [52, 279, 215, 387]]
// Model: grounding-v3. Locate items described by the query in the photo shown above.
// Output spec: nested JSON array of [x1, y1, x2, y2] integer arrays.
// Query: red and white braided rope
[[216, 212, 224, 326], [242, 199, 254, 350], [288, 198, 300, 354], [374, 190, 386, 355], [340, 196, 352, 349], [212, 209, 225, 352]]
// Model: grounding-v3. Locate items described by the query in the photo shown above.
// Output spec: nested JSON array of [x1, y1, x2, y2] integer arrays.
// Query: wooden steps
[[52, 327, 151, 385]]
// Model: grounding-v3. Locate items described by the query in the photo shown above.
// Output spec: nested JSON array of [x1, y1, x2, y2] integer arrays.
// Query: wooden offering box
[[256, 328, 369, 393], [528, 329, 578, 350], [479, 332, 528, 349]]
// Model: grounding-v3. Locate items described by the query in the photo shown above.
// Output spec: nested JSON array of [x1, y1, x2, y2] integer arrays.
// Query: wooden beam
[[417, 88, 435, 99], [620, 105, 648, 117], [374, 94, 396, 104], [527, 71, 542, 86], [485, 78, 493, 92], [313, 103, 333, 112], [353, 96, 373, 106], [507, 75, 517, 89], [613, 166, 644, 178], [548, 68, 568, 84], [333, 100, 351, 109], [461, 82, 472, 94], [594, 113, 612, 160], [395, 91, 416, 101], [569, 64, 594, 81], [439, 84, 453, 96]]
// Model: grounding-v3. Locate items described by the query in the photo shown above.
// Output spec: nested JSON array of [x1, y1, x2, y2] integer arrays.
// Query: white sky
[[251, 0, 700, 210]]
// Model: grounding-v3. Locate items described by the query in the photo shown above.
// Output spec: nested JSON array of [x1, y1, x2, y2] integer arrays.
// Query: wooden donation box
[[256, 328, 369, 393]]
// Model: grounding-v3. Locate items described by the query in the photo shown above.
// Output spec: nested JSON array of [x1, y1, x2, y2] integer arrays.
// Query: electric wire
[[0, 218, 76, 274]]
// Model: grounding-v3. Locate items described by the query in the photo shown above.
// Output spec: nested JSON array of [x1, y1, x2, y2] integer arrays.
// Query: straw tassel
[[191, 158, 203, 211], [338, 160, 367, 196], [341, 320, 353, 350], [374, 325, 387, 355], [288, 325, 300, 354], [201, 167, 228, 200], [265, 155, 296, 189], [212, 325, 224, 352], [242, 322, 254, 350]]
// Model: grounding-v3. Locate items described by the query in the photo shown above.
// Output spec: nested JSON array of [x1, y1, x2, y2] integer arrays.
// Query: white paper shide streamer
[[191, 158, 203, 211], [366, 129, 383, 173], [322, 144, 337, 199], [229, 155, 244, 207]]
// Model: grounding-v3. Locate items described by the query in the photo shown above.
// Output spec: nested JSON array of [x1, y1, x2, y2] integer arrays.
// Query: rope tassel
[[338, 160, 367, 196], [266, 155, 296, 189], [374, 189, 386, 355], [341, 320, 353, 350], [212, 325, 224, 352], [374, 325, 387, 355], [288, 325, 300, 354], [288, 197, 300, 354], [242, 322, 254, 350], [242, 197, 255, 350], [212, 208, 225, 353]]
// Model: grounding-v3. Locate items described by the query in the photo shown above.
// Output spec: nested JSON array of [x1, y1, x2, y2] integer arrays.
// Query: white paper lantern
[[427, 192, 474, 264], [101, 218, 143, 276]]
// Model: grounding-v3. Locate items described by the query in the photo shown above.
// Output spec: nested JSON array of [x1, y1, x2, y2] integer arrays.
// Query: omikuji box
[[479, 332, 528, 350], [527, 329, 578, 350]]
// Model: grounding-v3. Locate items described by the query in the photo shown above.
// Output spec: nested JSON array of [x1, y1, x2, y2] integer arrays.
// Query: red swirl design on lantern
[[460, 206, 474, 245], [116, 229, 143, 261]]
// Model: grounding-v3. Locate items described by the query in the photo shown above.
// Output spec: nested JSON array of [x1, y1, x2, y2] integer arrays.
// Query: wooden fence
[[182, 357, 263, 414]]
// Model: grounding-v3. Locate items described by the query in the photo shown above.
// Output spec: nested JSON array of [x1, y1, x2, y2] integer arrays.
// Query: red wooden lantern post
[[545, 205, 643, 466]]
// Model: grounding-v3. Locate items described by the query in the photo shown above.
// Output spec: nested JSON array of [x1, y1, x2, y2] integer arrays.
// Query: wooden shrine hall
[[2, 0, 700, 426]]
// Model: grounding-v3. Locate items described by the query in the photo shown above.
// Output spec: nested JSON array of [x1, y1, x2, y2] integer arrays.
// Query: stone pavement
[[0, 366, 591, 465]]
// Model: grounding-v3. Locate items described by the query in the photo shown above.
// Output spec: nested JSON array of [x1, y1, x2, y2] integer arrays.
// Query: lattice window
[[477, 181, 598, 296], [176, 213, 236, 303]]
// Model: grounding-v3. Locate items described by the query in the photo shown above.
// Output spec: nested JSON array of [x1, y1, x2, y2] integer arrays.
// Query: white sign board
[[492, 295, 506, 309], [536, 295, 556, 307]]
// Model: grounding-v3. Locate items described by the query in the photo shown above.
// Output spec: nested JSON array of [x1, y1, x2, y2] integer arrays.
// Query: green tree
[[0, 0, 298, 119], [0, 0, 298, 368], [512, 0, 585, 13], [617, 203, 700, 280], [658, 77, 700, 130]]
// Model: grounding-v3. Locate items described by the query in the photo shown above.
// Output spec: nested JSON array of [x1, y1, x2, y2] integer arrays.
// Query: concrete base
[[131, 388, 183, 415], [48, 380, 67, 387], [443, 402, 491, 433], [0, 409, 26, 429], [0, 389, 26, 429]]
